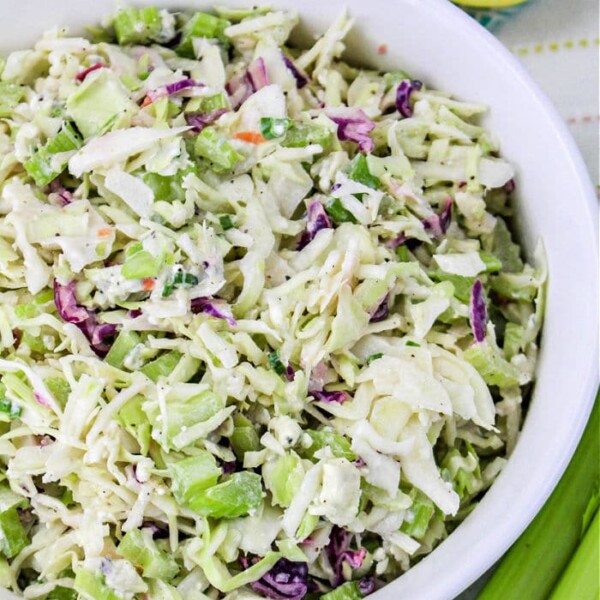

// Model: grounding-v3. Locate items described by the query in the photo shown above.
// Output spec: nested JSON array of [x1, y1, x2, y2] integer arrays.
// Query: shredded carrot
[[142, 278, 156, 291], [377, 43, 388, 55], [97, 228, 112, 238], [140, 95, 153, 108], [233, 131, 267, 144]]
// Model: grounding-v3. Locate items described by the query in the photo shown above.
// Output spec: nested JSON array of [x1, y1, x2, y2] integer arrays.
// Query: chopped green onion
[[176, 12, 231, 58], [282, 123, 333, 149], [366, 352, 383, 365], [219, 215, 235, 230], [347, 154, 380, 189], [187, 471, 262, 518], [113, 7, 162, 45], [0, 83, 25, 118], [325, 198, 357, 224], [162, 271, 199, 297], [170, 452, 222, 507], [479, 398, 599, 600], [260, 117, 293, 140], [194, 127, 243, 172], [267, 350, 286, 376], [104, 330, 141, 369], [0, 398, 21, 420]]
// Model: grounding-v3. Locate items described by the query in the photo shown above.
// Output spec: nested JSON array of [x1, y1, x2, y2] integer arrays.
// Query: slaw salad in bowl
[[0, 5, 546, 600]]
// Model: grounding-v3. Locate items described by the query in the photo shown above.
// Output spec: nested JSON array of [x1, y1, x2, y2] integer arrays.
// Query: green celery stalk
[[400, 493, 435, 539], [194, 127, 243, 172], [479, 397, 599, 600], [549, 508, 599, 600], [104, 330, 141, 369], [229, 414, 260, 460], [176, 12, 231, 58]]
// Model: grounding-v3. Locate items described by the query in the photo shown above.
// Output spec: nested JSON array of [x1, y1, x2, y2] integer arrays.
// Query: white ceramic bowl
[[0, 1, 597, 599]]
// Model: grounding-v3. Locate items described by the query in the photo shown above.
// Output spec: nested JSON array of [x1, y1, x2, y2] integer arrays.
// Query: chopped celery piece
[[194, 127, 243, 172], [140, 351, 183, 382], [0, 507, 29, 558], [229, 414, 260, 459], [0, 82, 25, 117], [197, 93, 229, 112], [321, 581, 364, 600], [263, 453, 304, 507], [267, 350, 286, 376], [383, 69, 411, 91], [260, 117, 292, 140], [170, 452, 222, 507], [118, 529, 179, 579], [188, 471, 262, 518], [400, 493, 435, 539], [47, 587, 78, 600], [479, 251, 503, 273], [74, 568, 123, 600], [480, 398, 599, 600], [347, 154, 380, 189], [301, 429, 356, 461], [113, 7, 162, 45], [282, 123, 332, 148], [104, 330, 141, 369], [142, 171, 186, 203], [121, 249, 160, 280], [67, 69, 137, 138], [24, 122, 82, 187], [463, 342, 521, 388], [176, 12, 231, 58], [118, 395, 151, 455], [325, 198, 357, 224]]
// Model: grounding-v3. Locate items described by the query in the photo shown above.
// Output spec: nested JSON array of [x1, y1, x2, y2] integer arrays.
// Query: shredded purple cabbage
[[385, 233, 407, 250], [328, 109, 375, 153], [358, 577, 376, 595], [285, 364, 296, 382], [469, 279, 487, 343], [47, 179, 73, 206], [297, 200, 333, 250], [220, 460, 237, 475], [53, 280, 116, 356], [190, 296, 237, 327], [226, 58, 270, 109], [147, 78, 203, 103], [325, 526, 367, 586], [504, 178, 516, 193], [423, 196, 453, 239], [369, 295, 389, 322], [395, 79, 423, 118], [242, 557, 309, 600], [141, 521, 169, 539], [311, 390, 348, 404], [34, 392, 50, 407], [185, 109, 228, 133], [282, 53, 308, 88]]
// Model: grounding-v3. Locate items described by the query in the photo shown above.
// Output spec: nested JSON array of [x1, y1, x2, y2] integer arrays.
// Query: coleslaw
[[0, 6, 545, 600]]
